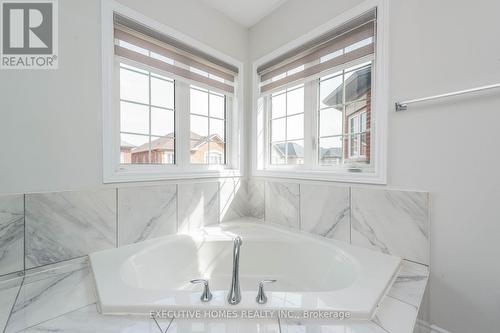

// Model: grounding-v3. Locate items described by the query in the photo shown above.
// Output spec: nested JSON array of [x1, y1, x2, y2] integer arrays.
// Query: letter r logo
[[2, 2, 53, 54]]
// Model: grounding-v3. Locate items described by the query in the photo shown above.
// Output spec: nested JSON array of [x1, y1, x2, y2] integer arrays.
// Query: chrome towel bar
[[395, 82, 500, 111]]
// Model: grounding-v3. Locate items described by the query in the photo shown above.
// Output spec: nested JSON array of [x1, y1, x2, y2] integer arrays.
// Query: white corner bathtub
[[90, 220, 401, 320]]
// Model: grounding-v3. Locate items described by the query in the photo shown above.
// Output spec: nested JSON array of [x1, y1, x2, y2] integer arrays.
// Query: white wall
[[249, 0, 500, 332], [0, 0, 248, 194]]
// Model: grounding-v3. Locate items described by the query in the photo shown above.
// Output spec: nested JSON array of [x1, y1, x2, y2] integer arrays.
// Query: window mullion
[[148, 72, 152, 163], [304, 81, 316, 169], [176, 81, 190, 168]]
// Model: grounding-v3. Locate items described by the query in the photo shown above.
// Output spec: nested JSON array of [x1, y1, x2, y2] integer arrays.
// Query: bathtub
[[90, 219, 401, 320]]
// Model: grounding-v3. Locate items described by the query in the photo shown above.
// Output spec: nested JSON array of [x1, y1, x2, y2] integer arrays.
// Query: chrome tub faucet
[[227, 236, 243, 305]]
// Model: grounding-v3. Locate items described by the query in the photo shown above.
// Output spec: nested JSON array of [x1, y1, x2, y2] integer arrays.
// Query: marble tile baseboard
[[0, 195, 24, 276]]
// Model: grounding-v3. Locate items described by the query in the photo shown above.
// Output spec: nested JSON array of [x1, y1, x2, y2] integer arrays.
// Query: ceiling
[[199, 0, 289, 27]]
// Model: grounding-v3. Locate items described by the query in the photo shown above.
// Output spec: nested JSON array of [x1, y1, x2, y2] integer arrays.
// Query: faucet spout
[[227, 236, 243, 305]]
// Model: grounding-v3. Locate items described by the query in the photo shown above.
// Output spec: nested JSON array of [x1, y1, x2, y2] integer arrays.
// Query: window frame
[[251, 0, 388, 184], [102, 0, 243, 183]]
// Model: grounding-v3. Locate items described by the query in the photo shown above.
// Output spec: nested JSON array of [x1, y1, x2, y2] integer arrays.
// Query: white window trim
[[251, 0, 388, 184], [102, 0, 244, 183]]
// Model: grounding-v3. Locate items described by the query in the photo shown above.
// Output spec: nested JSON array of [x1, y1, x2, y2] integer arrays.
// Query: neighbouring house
[[120, 140, 135, 164], [322, 65, 371, 164], [271, 142, 304, 165], [124, 132, 225, 164], [189, 133, 225, 164]]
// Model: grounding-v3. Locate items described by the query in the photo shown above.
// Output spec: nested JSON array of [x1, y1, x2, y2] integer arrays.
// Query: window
[[270, 84, 304, 165], [190, 86, 226, 165], [102, 5, 242, 182], [253, 6, 387, 183], [318, 63, 371, 165], [119, 63, 175, 165]]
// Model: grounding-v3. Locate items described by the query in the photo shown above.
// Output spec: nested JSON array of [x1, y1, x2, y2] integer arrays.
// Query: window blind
[[257, 9, 376, 94], [113, 15, 238, 95]]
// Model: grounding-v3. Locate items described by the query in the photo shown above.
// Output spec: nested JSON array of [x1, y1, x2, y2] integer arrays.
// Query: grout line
[[175, 184, 179, 233], [11, 303, 94, 332], [217, 180, 221, 224], [0, 271, 23, 281], [23, 194, 26, 274], [2, 274, 25, 333], [403, 258, 429, 267], [372, 320, 391, 333], [385, 294, 419, 310], [348, 187, 352, 244], [23, 255, 88, 274], [298, 183, 301, 230], [164, 317, 175, 333], [115, 188, 119, 248]]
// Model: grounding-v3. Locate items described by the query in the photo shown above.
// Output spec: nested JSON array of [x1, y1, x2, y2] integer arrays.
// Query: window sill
[[103, 167, 241, 183], [252, 169, 386, 185]]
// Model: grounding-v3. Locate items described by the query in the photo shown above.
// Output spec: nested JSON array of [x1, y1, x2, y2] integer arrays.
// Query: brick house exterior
[[121, 132, 224, 164]]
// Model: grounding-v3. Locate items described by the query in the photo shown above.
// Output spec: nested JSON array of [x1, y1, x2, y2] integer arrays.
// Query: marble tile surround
[[262, 180, 430, 266], [0, 179, 430, 333], [351, 188, 430, 264], [178, 182, 220, 232], [220, 178, 265, 221], [118, 185, 177, 246], [265, 182, 300, 228], [300, 184, 350, 243], [0, 178, 429, 276], [0, 195, 24, 276], [25, 190, 117, 268]]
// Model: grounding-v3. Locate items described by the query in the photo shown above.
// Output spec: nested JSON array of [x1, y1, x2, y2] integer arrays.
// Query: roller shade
[[258, 9, 376, 94], [114, 16, 238, 94]]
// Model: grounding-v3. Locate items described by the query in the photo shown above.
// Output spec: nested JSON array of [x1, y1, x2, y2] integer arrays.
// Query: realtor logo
[[1, 0, 58, 69]]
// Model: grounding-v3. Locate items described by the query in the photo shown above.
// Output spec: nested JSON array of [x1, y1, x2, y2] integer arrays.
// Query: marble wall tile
[[25, 190, 116, 268], [0, 274, 23, 333], [372, 296, 418, 333], [178, 182, 219, 232], [0, 194, 24, 276], [5, 258, 96, 333], [219, 178, 247, 222], [387, 260, 429, 309], [265, 182, 300, 229], [118, 185, 177, 246], [300, 184, 350, 243], [246, 179, 265, 219], [351, 188, 430, 265]]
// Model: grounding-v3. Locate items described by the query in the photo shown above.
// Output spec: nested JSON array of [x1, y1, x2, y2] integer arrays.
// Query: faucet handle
[[256, 279, 276, 304], [190, 279, 213, 302]]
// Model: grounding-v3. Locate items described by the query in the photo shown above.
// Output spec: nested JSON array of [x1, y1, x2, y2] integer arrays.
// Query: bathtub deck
[[0, 256, 428, 333]]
